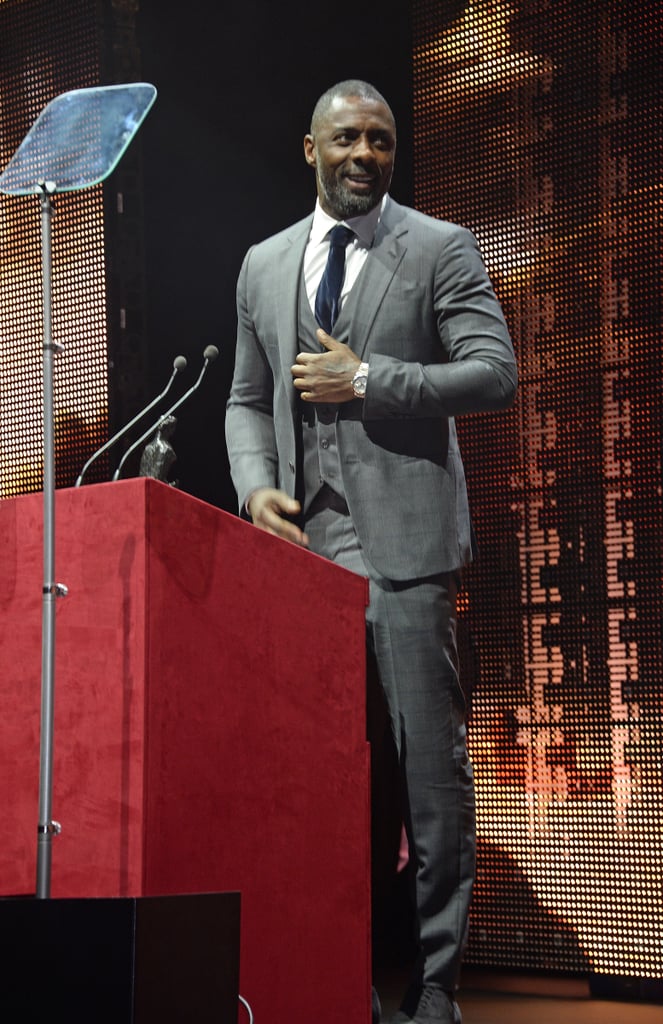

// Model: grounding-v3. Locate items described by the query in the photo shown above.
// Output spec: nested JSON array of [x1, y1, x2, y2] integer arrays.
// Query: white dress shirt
[[303, 195, 388, 319]]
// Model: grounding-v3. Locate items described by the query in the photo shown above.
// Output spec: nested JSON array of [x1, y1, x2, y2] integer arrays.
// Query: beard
[[317, 163, 386, 219]]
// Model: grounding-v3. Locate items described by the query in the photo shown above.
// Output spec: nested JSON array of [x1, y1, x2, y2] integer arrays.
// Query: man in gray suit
[[225, 79, 517, 1024]]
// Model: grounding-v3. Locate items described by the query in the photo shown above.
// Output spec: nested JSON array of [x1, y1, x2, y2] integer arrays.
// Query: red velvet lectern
[[0, 479, 372, 1023]]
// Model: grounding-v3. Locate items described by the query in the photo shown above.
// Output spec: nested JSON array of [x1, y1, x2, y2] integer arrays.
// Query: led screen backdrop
[[413, 0, 662, 981]]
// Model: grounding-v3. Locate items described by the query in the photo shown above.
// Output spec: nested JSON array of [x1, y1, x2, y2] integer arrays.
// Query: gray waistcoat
[[298, 272, 360, 512]]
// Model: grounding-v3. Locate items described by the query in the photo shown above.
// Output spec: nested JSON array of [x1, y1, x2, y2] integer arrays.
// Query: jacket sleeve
[[225, 247, 280, 514], [362, 224, 518, 421]]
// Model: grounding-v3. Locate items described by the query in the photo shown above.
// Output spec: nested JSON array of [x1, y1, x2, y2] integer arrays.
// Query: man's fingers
[[264, 513, 308, 546], [248, 489, 307, 546], [293, 351, 315, 367], [316, 328, 342, 350]]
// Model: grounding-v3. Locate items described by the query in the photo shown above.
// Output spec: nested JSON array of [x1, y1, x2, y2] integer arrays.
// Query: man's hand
[[247, 487, 309, 547], [291, 329, 361, 403]]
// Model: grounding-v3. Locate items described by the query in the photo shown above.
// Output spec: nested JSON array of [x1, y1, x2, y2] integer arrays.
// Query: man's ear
[[303, 134, 316, 167]]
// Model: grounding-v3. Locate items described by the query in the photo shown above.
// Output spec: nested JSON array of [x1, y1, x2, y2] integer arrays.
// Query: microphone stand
[[113, 346, 218, 481], [75, 355, 187, 486]]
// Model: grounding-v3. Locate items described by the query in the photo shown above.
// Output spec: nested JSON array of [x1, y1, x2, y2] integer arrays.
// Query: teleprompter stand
[[0, 83, 156, 898]]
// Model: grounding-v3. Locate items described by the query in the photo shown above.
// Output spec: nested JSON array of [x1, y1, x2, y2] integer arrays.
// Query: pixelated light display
[[0, 0, 109, 497], [413, 0, 662, 980]]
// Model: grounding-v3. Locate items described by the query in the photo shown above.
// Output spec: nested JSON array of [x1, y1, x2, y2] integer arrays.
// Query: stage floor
[[374, 968, 663, 1024]]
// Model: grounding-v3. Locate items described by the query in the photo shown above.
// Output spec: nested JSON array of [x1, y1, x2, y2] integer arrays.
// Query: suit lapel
[[271, 201, 408, 369], [276, 217, 311, 382], [351, 199, 409, 359]]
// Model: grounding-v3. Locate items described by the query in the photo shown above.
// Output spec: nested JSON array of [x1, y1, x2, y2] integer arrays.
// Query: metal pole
[[35, 181, 64, 898]]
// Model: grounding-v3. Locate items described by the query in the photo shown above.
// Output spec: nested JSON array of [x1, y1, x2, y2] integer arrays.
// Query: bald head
[[310, 80, 396, 138]]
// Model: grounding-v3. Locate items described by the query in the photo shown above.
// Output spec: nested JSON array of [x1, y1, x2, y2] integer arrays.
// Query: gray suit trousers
[[305, 488, 476, 988]]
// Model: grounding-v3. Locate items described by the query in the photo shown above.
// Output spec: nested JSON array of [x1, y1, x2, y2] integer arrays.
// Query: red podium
[[0, 479, 371, 1023]]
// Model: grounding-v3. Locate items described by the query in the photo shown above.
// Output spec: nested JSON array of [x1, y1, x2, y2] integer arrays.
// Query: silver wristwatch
[[352, 361, 369, 398]]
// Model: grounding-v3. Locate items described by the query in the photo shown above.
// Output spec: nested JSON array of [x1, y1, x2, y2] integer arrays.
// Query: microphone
[[112, 344, 219, 482], [75, 355, 188, 487]]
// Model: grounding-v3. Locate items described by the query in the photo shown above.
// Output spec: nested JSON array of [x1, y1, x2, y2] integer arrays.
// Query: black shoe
[[372, 985, 382, 1024], [389, 984, 461, 1024]]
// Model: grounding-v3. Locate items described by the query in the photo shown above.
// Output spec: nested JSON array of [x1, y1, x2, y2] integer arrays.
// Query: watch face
[[353, 374, 368, 396]]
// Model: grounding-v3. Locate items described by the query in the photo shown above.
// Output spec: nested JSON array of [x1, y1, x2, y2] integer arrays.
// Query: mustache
[[343, 172, 376, 182], [342, 163, 377, 178]]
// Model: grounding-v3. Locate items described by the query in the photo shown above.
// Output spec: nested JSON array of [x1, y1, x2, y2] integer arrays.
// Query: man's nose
[[351, 135, 374, 162]]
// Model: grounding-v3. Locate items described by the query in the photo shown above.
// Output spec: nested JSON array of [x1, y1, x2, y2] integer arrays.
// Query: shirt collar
[[310, 194, 389, 248]]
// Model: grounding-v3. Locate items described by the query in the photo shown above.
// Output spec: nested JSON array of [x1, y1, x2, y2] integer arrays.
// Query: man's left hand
[[291, 329, 361, 403]]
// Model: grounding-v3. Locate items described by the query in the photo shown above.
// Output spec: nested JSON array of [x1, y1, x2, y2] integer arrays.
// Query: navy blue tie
[[314, 224, 354, 334]]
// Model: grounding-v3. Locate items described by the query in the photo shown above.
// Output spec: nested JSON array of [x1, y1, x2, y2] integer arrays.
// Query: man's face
[[304, 95, 396, 219]]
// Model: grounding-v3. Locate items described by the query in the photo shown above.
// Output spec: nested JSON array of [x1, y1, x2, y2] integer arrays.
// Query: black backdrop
[[134, 0, 414, 510]]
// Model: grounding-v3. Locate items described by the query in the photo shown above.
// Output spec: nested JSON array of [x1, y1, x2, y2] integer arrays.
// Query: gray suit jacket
[[225, 198, 517, 580]]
